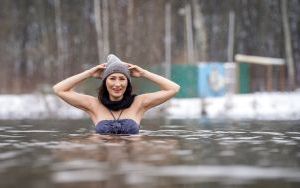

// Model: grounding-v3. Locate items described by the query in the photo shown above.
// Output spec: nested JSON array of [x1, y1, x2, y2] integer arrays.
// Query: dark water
[[0, 119, 300, 188]]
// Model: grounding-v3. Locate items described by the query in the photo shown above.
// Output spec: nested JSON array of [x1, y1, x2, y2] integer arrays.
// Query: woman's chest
[[93, 106, 143, 124]]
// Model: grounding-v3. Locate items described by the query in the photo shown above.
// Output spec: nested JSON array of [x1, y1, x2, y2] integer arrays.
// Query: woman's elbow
[[170, 84, 180, 95], [52, 85, 63, 95], [174, 84, 180, 93]]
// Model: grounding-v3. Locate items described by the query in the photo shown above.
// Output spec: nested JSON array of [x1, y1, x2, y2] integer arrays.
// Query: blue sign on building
[[198, 63, 226, 97]]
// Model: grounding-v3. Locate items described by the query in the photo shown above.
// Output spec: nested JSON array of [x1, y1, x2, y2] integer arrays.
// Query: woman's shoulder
[[133, 94, 147, 101], [85, 96, 105, 114], [132, 94, 145, 105], [132, 93, 152, 106], [129, 94, 148, 112], [87, 96, 101, 106]]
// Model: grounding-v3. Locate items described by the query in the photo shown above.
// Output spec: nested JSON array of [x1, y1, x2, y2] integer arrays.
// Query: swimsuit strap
[[109, 110, 123, 120]]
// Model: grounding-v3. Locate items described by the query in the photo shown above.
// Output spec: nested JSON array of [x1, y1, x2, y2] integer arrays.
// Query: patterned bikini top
[[95, 110, 140, 135]]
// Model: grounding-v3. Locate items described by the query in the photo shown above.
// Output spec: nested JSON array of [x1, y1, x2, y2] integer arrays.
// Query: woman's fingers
[[124, 62, 136, 68], [99, 63, 107, 68], [128, 64, 139, 69], [95, 64, 106, 70], [128, 65, 135, 70]]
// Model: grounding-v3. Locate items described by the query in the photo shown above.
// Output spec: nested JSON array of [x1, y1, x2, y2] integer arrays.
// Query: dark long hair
[[98, 78, 136, 111]]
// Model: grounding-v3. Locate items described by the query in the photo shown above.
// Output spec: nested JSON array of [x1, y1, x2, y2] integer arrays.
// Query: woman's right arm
[[52, 64, 105, 113]]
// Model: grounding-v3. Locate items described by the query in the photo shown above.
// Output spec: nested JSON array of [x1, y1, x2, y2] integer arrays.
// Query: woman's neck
[[109, 95, 123, 101]]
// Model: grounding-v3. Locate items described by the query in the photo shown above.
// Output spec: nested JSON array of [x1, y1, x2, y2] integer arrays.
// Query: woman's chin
[[110, 94, 124, 101]]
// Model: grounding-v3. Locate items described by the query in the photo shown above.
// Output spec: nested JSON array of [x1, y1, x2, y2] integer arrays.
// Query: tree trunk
[[192, 0, 207, 62], [54, 0, 66, 79], [185, 3, 194, 64], [125, 0, 134, 58], [102, 0, 110, 58], [281, 0, 295, 90], [94, 0, 103, 63], [164, 2, 171, 79], [227, 11, 235, 62], [111, 0, 120, 53]]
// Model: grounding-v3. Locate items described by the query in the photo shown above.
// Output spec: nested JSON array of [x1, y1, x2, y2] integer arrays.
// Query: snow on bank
[[0, 94, 85, 119], [0, 92, 300, 120], [167, 92, 300, 120]]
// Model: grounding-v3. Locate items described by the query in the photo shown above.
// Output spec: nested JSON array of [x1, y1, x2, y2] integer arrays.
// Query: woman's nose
[[114, 81, 121, 86]]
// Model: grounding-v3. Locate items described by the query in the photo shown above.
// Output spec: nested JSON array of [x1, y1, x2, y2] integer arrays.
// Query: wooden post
[[281, 0, 295, 90], [165, 2, 171, 79], [280, 66, 286, 91], [266, 65, 273, 91]]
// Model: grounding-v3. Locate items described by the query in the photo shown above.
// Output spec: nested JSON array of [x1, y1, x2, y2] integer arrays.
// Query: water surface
[[0, 119, 300, 188]]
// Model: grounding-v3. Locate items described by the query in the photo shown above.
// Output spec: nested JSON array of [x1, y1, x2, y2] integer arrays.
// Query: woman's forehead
[[108, 73, 126, 78]]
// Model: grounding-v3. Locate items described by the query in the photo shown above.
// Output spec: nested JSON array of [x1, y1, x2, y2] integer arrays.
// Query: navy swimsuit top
[[95, 119, 139, 135]]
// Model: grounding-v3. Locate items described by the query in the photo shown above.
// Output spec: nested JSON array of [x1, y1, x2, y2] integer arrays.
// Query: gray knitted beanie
[[102, 54, 131, 82]]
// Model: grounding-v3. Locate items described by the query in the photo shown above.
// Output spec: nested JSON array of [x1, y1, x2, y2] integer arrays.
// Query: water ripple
[[6, 130, 59, 133]]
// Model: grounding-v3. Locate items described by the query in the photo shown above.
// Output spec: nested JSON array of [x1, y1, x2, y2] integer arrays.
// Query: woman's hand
[[125, 63, 145, 78], [88, 63, 106, 79]]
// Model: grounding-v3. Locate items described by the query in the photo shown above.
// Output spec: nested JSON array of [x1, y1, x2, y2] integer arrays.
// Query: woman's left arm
[[127, 63, 180, 111]]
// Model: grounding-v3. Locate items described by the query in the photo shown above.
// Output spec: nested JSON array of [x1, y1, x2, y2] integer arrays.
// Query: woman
[[53, 54, 180, 134]]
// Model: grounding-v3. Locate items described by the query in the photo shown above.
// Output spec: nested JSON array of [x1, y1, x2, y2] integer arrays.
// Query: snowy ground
[[167, 92, 300, 120], [0, 92, 300, 120]]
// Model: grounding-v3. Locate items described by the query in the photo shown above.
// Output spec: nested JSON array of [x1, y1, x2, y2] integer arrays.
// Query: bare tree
[[165, 2, 171, 79], [94, 0, 103, 62], [185, 3, 194, 64], [192, 0, 207, 62], [125, 0, 134, 58], [102, 0, 110, 58], [281, 0, 295, 90], [54, 0, 67, 79]]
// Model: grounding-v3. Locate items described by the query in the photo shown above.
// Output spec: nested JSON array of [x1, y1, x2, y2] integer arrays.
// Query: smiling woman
[[106, 74, 128, 100], [53, 54, 180, 135]]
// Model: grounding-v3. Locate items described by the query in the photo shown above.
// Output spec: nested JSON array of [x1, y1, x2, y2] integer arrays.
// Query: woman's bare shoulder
[[130, 94, 147, 111], [87, 97, 109, 123], [89, 96, 104, 111], [132, 94, 145, 105]]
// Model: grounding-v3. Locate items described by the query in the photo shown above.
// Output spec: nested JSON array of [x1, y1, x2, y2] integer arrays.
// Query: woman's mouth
[[112, 88, 122, 93]]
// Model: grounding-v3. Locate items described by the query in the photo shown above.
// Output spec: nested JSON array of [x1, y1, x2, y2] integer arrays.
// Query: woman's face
[[106, 73, 128, 101]]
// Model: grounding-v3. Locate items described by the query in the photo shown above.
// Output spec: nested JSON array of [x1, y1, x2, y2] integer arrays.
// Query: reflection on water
[[0, 119, 300, 188]]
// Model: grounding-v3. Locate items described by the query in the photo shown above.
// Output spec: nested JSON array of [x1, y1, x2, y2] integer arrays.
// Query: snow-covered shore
[[168, 92, 300, 120], [0, 93, 84, 120], [1, 92, 300, 120]]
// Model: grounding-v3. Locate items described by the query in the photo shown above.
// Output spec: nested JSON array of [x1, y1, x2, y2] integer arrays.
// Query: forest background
[[0, 0, 299, 94]]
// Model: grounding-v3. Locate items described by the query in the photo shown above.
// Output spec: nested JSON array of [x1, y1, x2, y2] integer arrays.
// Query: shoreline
[[0, 92, 300, 121]]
